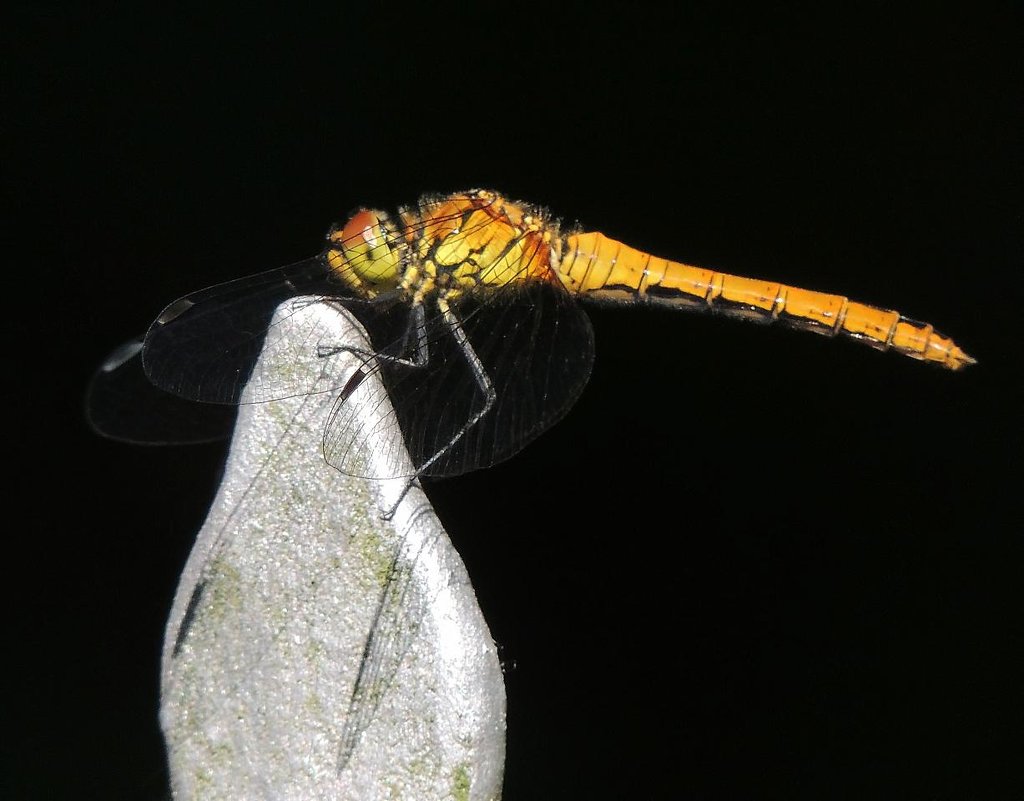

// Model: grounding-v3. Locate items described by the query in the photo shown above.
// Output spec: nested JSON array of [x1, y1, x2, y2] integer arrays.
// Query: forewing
[[142, 256, 350, 405]]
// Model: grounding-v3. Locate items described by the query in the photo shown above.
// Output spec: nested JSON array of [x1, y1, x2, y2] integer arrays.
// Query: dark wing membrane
[[142, 256, 350, 405], [85, 338, 236, 444], [323, 279, 595, 480]]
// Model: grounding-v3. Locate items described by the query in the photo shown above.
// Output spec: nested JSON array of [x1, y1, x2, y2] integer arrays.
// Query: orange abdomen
[[557, 231, 974, 370]]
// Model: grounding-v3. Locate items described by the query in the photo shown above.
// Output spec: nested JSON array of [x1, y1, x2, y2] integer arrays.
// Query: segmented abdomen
[[558, 231, 974, 370]]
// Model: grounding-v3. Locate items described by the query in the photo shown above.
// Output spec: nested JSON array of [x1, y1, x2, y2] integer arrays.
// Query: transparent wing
[[323, 278, 596, 480], [85, 338, 236, 445], [141, 256, 351, 405]]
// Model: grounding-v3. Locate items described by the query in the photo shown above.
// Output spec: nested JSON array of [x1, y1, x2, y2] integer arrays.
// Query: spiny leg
[[317, 301, 434, 519], [381, 296, 496, 520], [317, 301, 430, 370]]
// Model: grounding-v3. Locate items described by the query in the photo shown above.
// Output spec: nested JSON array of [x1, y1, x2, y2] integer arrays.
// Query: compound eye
[[336, 208, 400, 285], [341, 210, 385, 249]]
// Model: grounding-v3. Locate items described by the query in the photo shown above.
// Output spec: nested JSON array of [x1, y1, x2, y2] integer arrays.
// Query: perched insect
[[89, 189, 974, 483]]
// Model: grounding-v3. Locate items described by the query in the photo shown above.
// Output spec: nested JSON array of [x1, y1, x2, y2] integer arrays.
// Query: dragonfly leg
[[414, 298, 496, 476], [379, 298, 495, 520], [317, 301, 430, 371]]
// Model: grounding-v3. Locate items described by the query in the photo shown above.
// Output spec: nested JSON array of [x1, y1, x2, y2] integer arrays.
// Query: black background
[[6, 4, 1021, 799]]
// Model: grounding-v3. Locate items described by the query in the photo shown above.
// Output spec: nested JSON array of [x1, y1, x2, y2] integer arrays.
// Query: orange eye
[[341, 210, 383, 249]]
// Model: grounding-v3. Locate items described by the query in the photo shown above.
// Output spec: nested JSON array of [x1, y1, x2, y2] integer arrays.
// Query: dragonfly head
[[326, 208, 403, 293]]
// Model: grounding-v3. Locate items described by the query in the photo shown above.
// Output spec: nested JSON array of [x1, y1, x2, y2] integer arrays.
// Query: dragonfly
[[89, 189, 975, 485]]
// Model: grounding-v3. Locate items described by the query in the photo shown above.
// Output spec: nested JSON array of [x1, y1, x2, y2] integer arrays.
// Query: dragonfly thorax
[[406, 191, 560, 297]]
